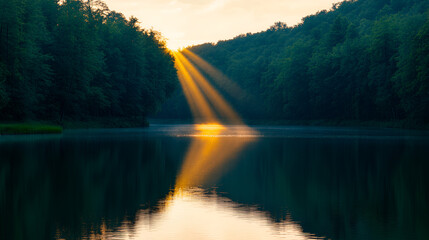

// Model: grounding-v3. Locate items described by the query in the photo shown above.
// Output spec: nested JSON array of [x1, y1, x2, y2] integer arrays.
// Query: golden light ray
[[173, 52, 218, 123], [175, 61, 199, 119], [181, 49, 248, 98], [175, 52, 243, 124]]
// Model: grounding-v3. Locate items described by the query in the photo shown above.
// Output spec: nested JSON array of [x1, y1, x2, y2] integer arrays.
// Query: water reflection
[[91, 188, 323, 240], [1, 125, 429, 240]]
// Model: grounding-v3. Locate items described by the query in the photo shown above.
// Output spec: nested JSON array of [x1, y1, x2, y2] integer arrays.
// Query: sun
[[166, 40, 185, 52]]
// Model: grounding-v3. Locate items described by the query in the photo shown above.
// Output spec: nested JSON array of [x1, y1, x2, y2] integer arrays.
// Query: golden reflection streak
[[173, 52, 218, 123], [175, 52, 243, 124], [181, 49, 248, 98], [175, 124, 256, 189]]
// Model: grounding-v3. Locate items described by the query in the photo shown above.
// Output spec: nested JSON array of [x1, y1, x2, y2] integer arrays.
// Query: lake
[[1, 124, 429, 240]]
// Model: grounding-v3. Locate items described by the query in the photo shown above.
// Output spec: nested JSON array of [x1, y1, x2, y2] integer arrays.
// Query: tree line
[[0, 0, 177, 124], [160, 0, 429, 126]]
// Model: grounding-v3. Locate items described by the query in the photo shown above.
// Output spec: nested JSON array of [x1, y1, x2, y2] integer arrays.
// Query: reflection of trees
[[1, 134, 428, 240], [217, 138, 429, 240], [0, 135, 186, 240]]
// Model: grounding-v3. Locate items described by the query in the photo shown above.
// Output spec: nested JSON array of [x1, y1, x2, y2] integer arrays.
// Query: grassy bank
[[0, 117, 149, 135], [0, 123, 63, 135]]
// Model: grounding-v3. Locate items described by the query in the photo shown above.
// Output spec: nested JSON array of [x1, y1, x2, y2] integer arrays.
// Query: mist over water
[[1, 125, 429, 240]]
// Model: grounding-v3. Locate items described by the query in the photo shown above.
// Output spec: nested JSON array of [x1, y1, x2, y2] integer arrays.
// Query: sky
[[102, 0, 340, 50]]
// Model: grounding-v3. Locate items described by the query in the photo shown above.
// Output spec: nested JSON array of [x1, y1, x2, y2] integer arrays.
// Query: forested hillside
[[160, 0, 429, 127], [0, 0, 177, 124]]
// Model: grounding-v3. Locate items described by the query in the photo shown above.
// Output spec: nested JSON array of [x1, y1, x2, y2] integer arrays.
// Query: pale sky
[[102, 0, 340, 50]]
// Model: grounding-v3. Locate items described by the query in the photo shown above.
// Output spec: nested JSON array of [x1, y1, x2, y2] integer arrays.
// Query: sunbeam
[[173, 52, 218, 123], [181, 49, 247, 99], [175, 52, 243, 124]]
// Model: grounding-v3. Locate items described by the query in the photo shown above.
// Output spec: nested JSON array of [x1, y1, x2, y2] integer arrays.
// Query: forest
[[0, 0, 177, 125], [159, 0, 429, 127]]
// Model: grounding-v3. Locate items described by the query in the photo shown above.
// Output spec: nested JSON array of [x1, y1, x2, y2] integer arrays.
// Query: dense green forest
[[158, 0, 429, 127], [0, 0, 177, 125]]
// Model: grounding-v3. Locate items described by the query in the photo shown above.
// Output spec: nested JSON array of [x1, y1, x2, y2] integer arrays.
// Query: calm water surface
[[1, 124, 429, 240]]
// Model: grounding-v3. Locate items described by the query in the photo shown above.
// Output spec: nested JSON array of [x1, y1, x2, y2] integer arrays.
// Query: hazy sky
[[102, 0, 339, 50]]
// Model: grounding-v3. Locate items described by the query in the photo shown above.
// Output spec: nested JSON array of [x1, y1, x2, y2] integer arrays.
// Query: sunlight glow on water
[[195, 123, 225, 131], [193, 123, 226, 137], [184, 124, 260, 138]]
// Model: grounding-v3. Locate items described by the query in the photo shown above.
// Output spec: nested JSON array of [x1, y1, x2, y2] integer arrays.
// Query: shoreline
[[1, 118, 427, 135]]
